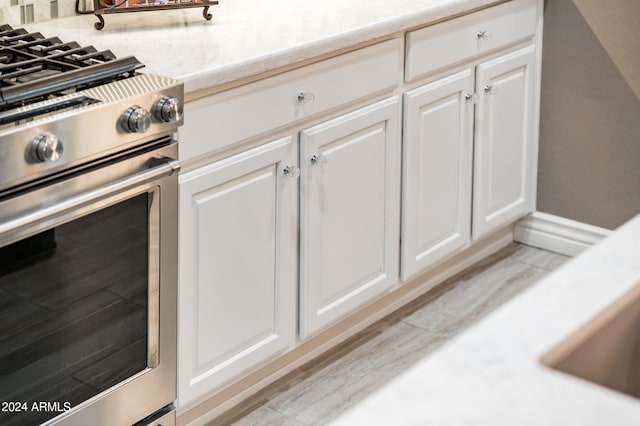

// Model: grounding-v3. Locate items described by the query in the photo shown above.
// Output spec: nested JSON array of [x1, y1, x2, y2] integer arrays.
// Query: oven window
[[0, 193, 150, 426]]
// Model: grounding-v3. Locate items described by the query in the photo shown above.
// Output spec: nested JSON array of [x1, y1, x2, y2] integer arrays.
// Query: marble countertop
[[25, 0, 504, 96], [331, 214, 640, 425]]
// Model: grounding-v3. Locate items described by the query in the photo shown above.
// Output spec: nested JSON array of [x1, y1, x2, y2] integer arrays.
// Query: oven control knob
[[154, 96, 182, 123], [122, 106, 152, 133], [30, 133, 63, 163]]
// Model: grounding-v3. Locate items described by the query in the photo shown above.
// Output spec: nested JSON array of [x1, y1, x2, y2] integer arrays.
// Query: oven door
[[0, 141, 178, 426]]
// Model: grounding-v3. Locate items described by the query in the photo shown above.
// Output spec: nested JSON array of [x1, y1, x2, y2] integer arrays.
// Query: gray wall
[[537, 0, 640, 230]]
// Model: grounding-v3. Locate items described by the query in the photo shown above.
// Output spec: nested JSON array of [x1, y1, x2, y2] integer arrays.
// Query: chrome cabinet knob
[[122, 105, 152, 133], [484, 85, 498, 95], [30, 133, 63, 163], [310, 154, 327, 166], [465, 93, 478, 103], [283, 165, 300, 178], [476, 30, 492, 40], [154, 96, 182, 123], [297, 92, 316, 104]]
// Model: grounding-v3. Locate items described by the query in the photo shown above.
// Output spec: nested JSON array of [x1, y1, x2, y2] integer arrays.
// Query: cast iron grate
[[0, 24, 143, 111]]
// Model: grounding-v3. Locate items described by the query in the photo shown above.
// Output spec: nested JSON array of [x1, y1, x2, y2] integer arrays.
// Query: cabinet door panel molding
[[402, 69, 474, 281], [299, 96, 401, 338], [473, 45, 536, 240], [178, 137, 298, 406]]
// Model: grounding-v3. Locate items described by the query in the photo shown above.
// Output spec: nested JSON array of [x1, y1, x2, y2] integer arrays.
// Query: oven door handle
[[0, 158, 180, 240]]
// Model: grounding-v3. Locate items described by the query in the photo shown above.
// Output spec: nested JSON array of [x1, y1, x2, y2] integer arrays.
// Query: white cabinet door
[[401, 69, 474, 281], [299, 97, 401, 338], [178, 137, 298, 406], [473, 45, 536, 240]]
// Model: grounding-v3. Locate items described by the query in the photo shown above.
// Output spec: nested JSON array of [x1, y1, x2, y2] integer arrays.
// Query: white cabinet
[[299, 97, 401, 338], [401, 45, 536, 279], [177, 39, 403, 407], [402, 0, 539, 279], [404, 0, 537, 81], [401, 70, 474, 281], [178, 137, 298, 406], [175, 0, 542, 409], [179, 40, 400, 162], [472, 45, 536, 239], [178, 96, 402, 402]]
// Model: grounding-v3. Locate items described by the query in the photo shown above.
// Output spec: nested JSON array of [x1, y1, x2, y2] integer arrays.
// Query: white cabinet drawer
[[180, 39, 401, 162], [405, 0, 537, 82]]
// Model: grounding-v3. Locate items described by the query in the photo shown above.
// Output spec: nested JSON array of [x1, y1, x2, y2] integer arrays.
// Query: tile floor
[[212, 243, 570, 426]]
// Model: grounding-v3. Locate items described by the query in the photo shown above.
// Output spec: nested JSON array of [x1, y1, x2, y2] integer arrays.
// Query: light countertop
[[331, 214, 640, 425], [25, 0, 504, 96]]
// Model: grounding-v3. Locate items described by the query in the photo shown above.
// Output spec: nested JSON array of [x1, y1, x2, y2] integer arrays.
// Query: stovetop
[[0, 24, 144, 112], [0, 25, 183, 196]]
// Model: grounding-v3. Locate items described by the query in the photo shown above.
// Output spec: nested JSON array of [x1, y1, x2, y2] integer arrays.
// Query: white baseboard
[[513, 212, 612, 257]]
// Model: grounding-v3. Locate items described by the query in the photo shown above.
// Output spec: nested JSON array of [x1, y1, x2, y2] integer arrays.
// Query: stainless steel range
[[0, 24, 182, 426]]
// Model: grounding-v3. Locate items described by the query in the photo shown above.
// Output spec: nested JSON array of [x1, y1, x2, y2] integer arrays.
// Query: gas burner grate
[[0, 24, 144, 110]]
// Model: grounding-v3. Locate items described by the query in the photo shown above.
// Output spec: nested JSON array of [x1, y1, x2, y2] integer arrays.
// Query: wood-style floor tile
[[226, 244, 566, 426], [402, 257, 548, 334], [224, 405, 306, 426], [262, 320, 446, 424], [510, 244, 570, 270]]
